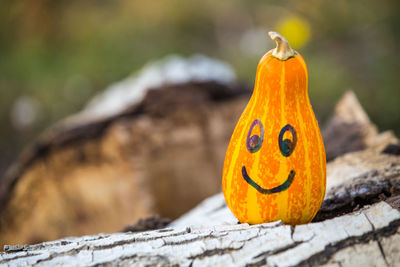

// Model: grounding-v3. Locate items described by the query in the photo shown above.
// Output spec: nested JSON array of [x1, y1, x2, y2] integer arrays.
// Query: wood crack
[[296, 218, 400, 267], [314, 167, 400, 222], [246, 242, 304, 267], [188, 245, 245, 260], [364, 215, 389, 266]]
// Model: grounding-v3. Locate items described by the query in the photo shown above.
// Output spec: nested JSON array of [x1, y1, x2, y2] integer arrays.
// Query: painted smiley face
[[242, 119, 297, 194]]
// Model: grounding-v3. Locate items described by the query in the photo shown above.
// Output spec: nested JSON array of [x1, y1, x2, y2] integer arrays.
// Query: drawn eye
[[246, 119, 264, 153], [278, 124, 297, 157]]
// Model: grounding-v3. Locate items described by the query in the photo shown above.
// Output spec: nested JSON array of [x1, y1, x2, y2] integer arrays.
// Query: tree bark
[[0, 76, 399, 262], [1, 201, 399, 267], [322, 91, 397, 161], [1, 147, 400, 266]]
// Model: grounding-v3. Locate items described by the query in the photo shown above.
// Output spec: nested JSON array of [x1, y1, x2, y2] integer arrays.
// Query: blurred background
[[1, 0, 400, 178], [1, 0, 400, 247]]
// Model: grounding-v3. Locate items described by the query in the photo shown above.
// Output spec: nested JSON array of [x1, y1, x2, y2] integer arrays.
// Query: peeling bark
[[2, 147, 400, 266], [121, 216, 171, 233], [322, 91, 397, 161], [0, 202, 399, 267]]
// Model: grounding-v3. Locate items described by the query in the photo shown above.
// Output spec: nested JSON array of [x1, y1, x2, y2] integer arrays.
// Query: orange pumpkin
[[222, 32, 326, 225]]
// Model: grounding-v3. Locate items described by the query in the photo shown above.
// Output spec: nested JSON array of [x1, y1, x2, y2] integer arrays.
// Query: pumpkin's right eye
[[278, 124, 297, 157], [246, 119, 264, 153]]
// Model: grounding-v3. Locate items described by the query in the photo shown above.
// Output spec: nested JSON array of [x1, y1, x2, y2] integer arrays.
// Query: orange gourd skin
[[222, 50, 326, 225]]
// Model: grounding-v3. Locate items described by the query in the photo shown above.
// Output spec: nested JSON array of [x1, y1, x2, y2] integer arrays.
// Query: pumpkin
[[222, 31, 326, 225]]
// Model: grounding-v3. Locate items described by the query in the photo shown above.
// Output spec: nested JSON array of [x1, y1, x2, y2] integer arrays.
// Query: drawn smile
[[242, 166, 295, 194]]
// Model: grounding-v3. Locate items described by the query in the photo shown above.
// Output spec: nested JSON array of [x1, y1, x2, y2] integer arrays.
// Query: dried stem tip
[[268, 31, 295, 61]]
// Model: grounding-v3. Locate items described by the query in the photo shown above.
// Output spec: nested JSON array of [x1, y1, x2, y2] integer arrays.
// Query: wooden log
[[1, 145, 400, 266], [0, 81, 249, 248], [0, 201, 399, 266], [0, 78, 397, 250], [322, 91, 397, 161]]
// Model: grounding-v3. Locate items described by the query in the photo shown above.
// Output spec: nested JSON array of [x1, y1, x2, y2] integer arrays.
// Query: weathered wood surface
[[1, 201, 399, 267], [322, 91, 397, 161], [1, 145, 400, 266]]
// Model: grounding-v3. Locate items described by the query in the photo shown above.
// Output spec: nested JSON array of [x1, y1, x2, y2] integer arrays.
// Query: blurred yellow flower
[[276, 16, 311, 49]]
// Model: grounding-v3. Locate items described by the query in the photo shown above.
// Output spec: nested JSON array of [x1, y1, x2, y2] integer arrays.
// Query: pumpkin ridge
[[295, 56, 326, 223], [223, 56, 273, 220], [256, 59, 284, 222], [309, 104, 326, 207], [245, 64, 271, 220], [280, 59, 306, 224], [295, 77, 313, 223], [277, 62, 290, 220], [247, 63, 276, 221], [297, 54, 326, 210]]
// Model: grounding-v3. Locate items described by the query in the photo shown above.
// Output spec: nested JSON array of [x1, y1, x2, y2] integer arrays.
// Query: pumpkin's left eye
[[278, 124, 297, 157], [246, 119, 264, 153]]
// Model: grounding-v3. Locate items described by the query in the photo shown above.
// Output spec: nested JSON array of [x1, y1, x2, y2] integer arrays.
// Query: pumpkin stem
[[268, 31, 295, 61]]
